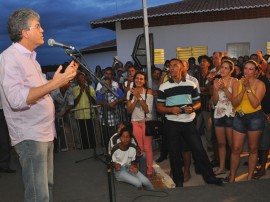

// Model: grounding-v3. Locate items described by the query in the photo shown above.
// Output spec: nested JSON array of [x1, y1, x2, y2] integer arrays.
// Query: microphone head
[[48, 39, 55, 46]]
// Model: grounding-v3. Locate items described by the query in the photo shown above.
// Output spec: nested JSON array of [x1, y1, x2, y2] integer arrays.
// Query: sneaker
[[206, 177, 223, 186], [253, 171, 266, 180], [60, 148, 68, 152], [155, 156, 167, 163], [222, 176, 230, 183], [184, 174, 191, 182]]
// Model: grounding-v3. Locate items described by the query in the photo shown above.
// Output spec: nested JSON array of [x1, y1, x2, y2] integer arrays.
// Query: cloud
[[0, 0, 180, 65]]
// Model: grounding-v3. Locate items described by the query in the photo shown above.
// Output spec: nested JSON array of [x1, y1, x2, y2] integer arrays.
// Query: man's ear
[[21, 29, 29, 39]]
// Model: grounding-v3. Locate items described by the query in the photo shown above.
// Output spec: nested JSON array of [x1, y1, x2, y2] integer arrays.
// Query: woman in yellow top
[[229, 60, 266, 182]]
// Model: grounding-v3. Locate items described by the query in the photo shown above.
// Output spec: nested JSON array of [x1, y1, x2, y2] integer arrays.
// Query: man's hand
[[257, 50, 263, 60], [183, 106, 193, 114], [65, 61, 79, 76], [85, 85, 90, 94], [53, 61, 78, 89], [207, 71, 217, 82], [57, 111, 65, 117], [79, 85, 85, 93], [266, 114, 270, 123], [170, 106, 182, 115], [107, 101, 117, 109]]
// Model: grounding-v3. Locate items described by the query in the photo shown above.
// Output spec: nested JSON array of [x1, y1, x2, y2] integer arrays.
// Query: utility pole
[[142, 0, 152, 88]]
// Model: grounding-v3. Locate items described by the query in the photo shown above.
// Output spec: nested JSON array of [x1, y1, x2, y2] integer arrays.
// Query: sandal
[[214, 168, 226, 176], [184, 174, 191, 182], [253, 171, 266, 180], [222, 176, 230, 183]]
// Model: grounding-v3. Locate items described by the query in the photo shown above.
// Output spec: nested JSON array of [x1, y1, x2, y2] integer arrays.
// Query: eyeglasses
[[29, 24, 42, 30]]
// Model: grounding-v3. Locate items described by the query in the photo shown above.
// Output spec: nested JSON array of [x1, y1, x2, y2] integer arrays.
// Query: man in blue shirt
[[96, 77, 125, 147]]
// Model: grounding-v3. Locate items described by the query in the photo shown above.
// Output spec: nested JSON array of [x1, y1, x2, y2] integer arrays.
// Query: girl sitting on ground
[[111, 127, 154, 190]]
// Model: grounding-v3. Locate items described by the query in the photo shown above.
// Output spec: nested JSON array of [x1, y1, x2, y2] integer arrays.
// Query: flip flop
[[214, 169, 226, 176]]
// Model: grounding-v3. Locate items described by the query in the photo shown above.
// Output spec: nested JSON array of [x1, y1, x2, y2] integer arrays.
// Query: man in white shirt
[[0, 9, 78, 201]]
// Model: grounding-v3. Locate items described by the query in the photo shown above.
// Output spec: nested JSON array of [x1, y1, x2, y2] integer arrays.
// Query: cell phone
[[238, 110, 245, 117], [180, 105, 187, 109]]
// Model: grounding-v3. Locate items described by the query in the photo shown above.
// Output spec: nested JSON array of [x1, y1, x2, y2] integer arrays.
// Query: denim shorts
[[233, 110, 265, 134], [214, 116, 234, 128]]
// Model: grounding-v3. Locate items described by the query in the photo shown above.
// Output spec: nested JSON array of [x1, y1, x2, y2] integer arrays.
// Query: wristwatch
[[139, 97, 143, 101], [192, 107, 195, 112], [246, 89, 252, 93]]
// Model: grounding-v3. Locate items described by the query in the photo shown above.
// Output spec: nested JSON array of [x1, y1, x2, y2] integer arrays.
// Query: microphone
[[48, 39, 75, 50]]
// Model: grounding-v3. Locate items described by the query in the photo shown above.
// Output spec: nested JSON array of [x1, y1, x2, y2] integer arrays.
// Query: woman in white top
[[213, 60, 237, 175], [127, 72, 154, 177]]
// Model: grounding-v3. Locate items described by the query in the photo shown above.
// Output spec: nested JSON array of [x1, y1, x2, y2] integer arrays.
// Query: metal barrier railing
[[66, 102, 129, 151]]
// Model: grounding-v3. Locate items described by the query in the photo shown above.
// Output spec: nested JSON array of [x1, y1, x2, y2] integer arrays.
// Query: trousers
[[15, 140, 54, 202]]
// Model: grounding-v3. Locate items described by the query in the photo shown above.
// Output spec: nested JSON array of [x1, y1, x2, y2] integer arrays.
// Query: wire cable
[[132, 190, 169, 202]]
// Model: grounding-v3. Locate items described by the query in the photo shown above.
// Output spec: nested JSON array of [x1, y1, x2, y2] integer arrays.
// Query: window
[[176, 46, 208, 61], [226, 43, 250, 58], [267, 42, 270, 55], [154, 48, 165, 65]]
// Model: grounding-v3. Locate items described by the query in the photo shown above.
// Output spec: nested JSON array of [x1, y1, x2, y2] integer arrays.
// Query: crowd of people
[[1, 8, 270, 202]]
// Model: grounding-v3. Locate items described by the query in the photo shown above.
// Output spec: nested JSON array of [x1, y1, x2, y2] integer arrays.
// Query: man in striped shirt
[[157, 58, 222, 187]]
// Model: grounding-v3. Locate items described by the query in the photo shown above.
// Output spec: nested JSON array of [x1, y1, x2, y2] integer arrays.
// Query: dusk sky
[[0, 0, 180, 66]]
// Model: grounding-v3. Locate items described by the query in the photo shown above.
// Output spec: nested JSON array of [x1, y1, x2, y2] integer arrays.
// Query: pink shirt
[[0, 43, 55, 146]]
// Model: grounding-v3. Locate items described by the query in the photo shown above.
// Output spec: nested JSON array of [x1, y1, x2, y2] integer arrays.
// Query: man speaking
[[0, 9, 78, 201]]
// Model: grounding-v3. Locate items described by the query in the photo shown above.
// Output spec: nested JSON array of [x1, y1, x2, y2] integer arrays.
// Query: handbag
[[145, 120, 163, 137], [143, 88, 163, 137]]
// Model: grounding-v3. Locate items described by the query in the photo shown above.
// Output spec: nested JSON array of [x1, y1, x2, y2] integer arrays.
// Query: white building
[[82, 0, 270, 70]]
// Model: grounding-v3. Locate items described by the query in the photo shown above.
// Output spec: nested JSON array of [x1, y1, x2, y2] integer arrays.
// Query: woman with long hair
[[229, 60, 266, 182], [126, 72, 154, 178], [95, 65, 102, 79], [212, 60, 237, 175]]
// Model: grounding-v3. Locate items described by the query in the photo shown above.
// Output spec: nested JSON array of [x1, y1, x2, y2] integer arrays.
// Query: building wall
[[116, 18, 270, 68], [82, 50, 117, 72]]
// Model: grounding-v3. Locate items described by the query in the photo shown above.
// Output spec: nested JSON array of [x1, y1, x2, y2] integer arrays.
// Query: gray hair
[[8, 8, 40, 42]]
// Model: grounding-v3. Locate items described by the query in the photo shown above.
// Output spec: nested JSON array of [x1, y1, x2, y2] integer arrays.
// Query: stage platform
[[0, 149, 269, 202]]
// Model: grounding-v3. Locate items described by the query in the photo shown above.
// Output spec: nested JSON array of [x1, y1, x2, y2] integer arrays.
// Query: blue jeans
[[15, 140, 54, 202], [114, 166, 154, 190], [166, 120, 215, 184], [138, 153, 147, 176]]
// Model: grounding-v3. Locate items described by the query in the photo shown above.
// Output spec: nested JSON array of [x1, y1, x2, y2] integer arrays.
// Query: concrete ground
[[1, 146, 270, 202], [152, 135, 270, 188]]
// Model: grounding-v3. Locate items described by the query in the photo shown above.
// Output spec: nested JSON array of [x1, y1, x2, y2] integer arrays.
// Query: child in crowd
[[110, 127, 154, 190], [108, 121, 147, 176]]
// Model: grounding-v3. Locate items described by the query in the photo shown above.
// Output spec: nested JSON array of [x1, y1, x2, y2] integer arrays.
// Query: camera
[[162, 68, 169, 73]]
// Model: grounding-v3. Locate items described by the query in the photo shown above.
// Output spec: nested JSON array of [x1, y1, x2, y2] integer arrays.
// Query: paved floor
[[1, 147, 270, 202], [152, 135, 270, 188]]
